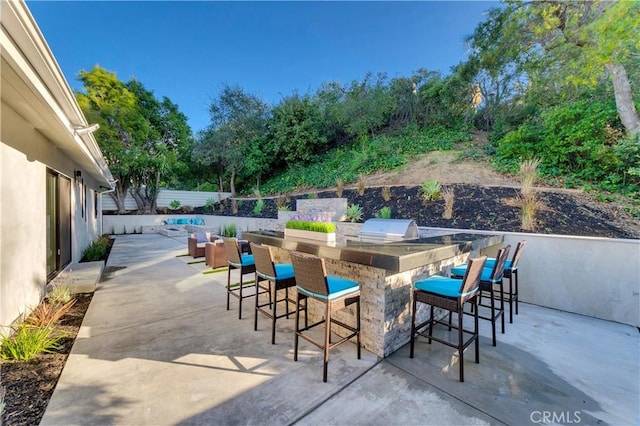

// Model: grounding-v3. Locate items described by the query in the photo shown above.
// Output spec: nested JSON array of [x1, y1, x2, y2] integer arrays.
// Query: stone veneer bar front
[[243, 231, 503, 358]]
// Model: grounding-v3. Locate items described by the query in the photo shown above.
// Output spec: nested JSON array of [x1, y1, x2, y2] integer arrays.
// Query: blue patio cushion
[[451, 259, 513, 278], [415, 275, 476, 298], [485, 258, 513, 270], [274, 263, 294, 280], [298, 275, 359, 300], [258, 263, 295, 281], [450, 264, 503, 283], [195, 232, 209, 243], [229, 254, 254, 268]]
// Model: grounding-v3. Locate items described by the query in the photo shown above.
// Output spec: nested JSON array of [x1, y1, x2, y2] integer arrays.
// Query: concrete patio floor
[[41, 234, 639, 425]]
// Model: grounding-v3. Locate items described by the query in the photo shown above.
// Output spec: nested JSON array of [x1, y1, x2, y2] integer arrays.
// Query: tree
[[199, 85, 269, 196], [77, 66, 148, 213], [125, 80, 193, 213], [339, 73, 396, 150], [268, 92, 327, 167], [77, 66, 192, 214], [505, 0, 640, 136]]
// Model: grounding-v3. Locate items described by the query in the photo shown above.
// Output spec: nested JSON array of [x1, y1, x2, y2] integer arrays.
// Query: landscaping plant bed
[[1, 293, 93, 426], [207, 184, 638, 239]]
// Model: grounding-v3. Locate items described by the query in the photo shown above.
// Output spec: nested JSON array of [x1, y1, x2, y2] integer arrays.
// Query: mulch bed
[[198, 184, 638, 239], [1, 294, 93, 426]]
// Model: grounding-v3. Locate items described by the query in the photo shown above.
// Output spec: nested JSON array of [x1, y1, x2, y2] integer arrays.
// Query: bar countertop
[[243, 230, 503, 275]]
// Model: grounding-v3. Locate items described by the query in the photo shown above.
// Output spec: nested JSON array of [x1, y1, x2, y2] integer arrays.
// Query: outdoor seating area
[[39, 233, 639, 425]]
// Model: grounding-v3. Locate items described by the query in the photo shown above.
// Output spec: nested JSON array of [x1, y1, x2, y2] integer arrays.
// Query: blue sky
[[28, 1, 497, 134]]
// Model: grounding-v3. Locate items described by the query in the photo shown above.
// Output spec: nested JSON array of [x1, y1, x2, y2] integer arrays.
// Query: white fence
[[101, 189, 232, 211]]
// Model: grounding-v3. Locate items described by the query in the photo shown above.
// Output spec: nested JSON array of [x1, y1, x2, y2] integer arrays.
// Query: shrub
[[520, 158, 541, 199], [203, 198, 215, 214], [335, 177, 344, 197], [357, 174, 366, 195], [519, 158, 540, 230], [346, 204, 363, 223], [26, 299, 76, 327], [169, 200, 181, 210], [374, 206, 392, 219], [285, 220, 336, 233], [47, 283, 74, 305], [442, 187, 455, 219], [222, 223, 238, 237], [199, 182, 218, 192], [420, 179, 442, 203], [253, 199, 265, 215], [382, 186, 392, 201], [82, 235, 111, 261], [0, 323, 65, 361]]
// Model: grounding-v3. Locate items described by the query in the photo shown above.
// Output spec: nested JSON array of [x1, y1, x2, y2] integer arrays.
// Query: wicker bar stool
[[451, 246, 510, 346], [222, 237, 256, 320], [250, 242, 307, 344], [451, 241, 525, 323], [290, 251, 361, 383], [410, 255, 487, 382]]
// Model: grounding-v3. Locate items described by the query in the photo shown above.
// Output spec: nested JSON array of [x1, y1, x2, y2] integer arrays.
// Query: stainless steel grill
[[358, 218, 418, 243]]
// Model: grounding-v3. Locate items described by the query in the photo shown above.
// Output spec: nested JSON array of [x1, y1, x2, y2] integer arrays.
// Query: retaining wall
[[102, 214, 639, 327]]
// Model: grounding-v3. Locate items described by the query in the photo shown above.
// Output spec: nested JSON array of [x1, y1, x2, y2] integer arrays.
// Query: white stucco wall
[[501, 233, 640, 327], [1, 104, 104, 325], [0, 141, 47, 326]]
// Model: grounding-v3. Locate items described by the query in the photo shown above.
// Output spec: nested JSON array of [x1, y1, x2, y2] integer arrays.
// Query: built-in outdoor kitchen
[[244, 218, 503, 357]]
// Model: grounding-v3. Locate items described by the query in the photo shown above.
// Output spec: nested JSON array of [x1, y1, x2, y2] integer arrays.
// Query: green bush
[[222, 223, 238, 237], [374, 206, 392, 219], [420, 179, 442, 202], [253, 199, 265, 215], [0, 323, 65, 361], [345, 204, 364, 223], [285, 220, 336, 233], [199, 182, 218, 192], [203, 198, 215, 214], [260, 128, 464, 194], [169, 200, 181, 209], [82, 235, 111, 262]]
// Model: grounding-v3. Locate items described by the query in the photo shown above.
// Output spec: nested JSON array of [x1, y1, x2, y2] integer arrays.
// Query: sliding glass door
[[46, 170, 71, 279]]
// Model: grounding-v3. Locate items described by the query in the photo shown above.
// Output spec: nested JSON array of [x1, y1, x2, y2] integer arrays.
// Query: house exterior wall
[[1, 0, 113, 326], [1, 103, 104, 325]]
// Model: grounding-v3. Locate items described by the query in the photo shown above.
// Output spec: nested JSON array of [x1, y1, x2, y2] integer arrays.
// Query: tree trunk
[[230, 169, 236, 197], [606, 63, 640, 137], [111, 180, 129, 214]]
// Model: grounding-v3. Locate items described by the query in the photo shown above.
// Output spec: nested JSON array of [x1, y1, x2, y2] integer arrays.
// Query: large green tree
[[77, 66, 192, 213], [503, 0, 640, 135], [125, 80, 193, 212], [195, 85, 269, 196]]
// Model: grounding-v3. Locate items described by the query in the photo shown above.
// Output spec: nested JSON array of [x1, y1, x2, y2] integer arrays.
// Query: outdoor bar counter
[[244, 230, 503, 357]]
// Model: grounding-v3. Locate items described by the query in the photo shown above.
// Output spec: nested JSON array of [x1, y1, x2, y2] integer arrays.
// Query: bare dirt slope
[[364, 150, 519, 187]]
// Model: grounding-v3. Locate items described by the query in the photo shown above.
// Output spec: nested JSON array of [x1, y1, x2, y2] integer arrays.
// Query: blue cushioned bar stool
[[222, 237, 256, 320], [410, 256, 487, 382], [450, 246, 510, 346], [250, 242, 307, 344], [451, 242, 525, 323], [290, 251, 361, 383]]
